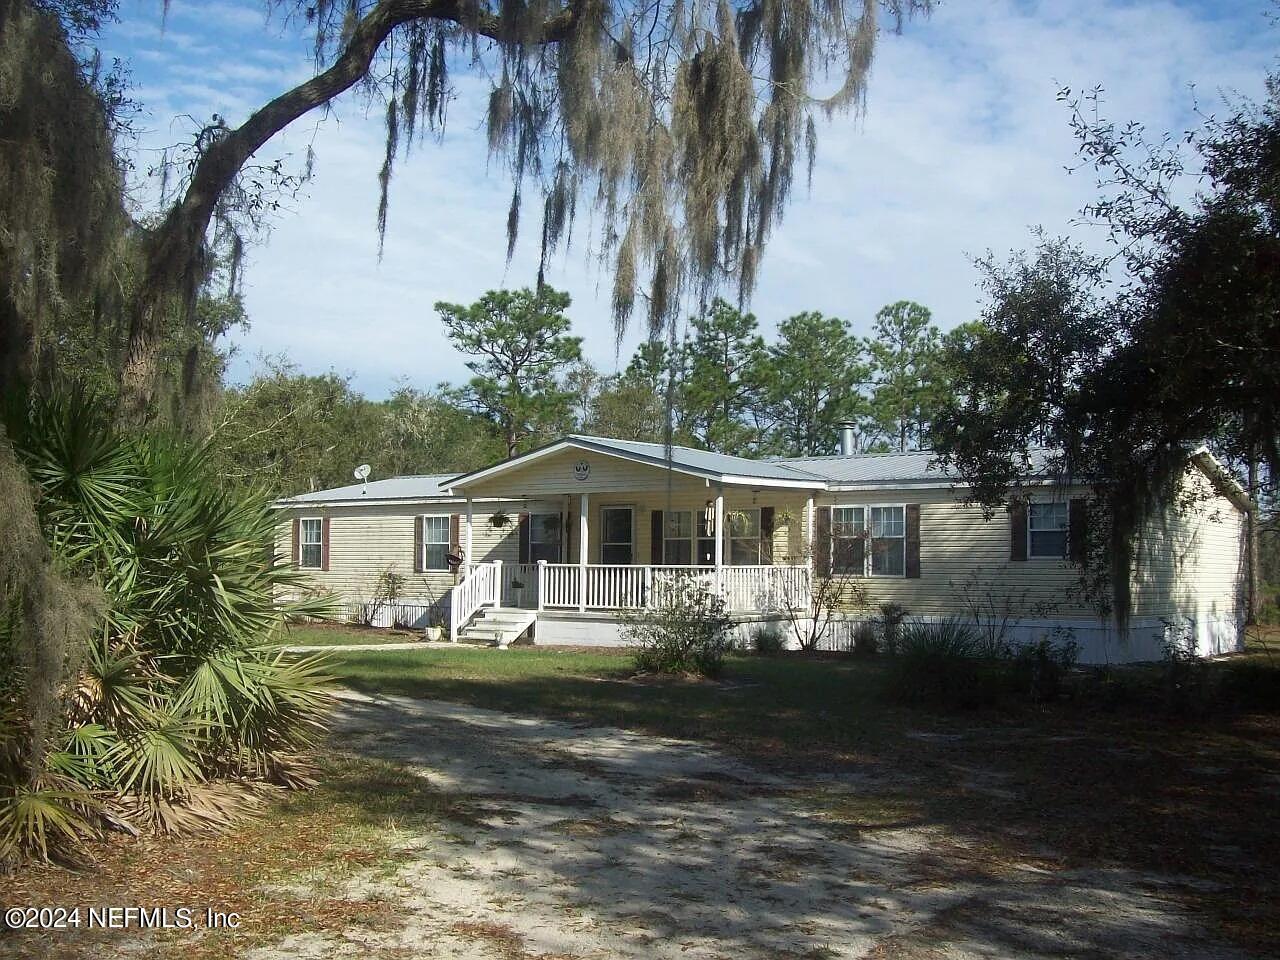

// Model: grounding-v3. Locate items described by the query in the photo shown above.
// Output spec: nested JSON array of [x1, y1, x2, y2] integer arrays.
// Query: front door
[[601, 507, 634, 565]]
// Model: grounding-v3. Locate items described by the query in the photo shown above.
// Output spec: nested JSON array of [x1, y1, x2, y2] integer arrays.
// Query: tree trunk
[[115, 0, 581, 422]]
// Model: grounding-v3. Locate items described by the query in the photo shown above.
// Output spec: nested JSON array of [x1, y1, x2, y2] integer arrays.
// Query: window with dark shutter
[[1009, 501, 1028, 561], [814, 506, 832, 578], [905, 504, 921, 578]]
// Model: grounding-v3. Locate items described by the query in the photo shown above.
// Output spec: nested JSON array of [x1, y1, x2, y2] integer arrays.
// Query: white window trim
[[420, 513, 452, 571], [299, 516, 324, 570], [528, 511, 563, 563], [830, 503, 908, 579], [600, 505, 635, 565], [662, 509, 696, 565], [1026, 500, 1069, 560]]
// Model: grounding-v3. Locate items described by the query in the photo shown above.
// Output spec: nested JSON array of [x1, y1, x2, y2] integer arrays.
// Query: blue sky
[[99, 0, 1276, 397]]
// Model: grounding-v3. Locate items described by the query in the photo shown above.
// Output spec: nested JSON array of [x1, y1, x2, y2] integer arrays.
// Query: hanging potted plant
[[489, 510, 511, 529]]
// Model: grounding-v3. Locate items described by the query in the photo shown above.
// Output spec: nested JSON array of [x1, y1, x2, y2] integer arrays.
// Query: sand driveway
[[251, 689, 1249, 960]]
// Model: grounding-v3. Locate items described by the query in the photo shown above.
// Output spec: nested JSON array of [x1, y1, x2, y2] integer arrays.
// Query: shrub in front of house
[[851, 619, 880, 657], [883, 618, 987, 709], [622, 579, 735, 678], [750, 623, 786, 655]]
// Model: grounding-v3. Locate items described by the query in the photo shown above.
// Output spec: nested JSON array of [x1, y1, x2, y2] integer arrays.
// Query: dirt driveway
[[253, 689, 1250, 960]]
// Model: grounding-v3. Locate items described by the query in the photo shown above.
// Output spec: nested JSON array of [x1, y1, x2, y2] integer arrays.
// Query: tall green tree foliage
[[583, 346, 671, 443], [867, 300, 947, 452], [436, 287, 583, 457], [934, 77, 1280, 625], [681, 299, 770, 455], [211, 361, 504, 497], [764, 311, 868, 455]]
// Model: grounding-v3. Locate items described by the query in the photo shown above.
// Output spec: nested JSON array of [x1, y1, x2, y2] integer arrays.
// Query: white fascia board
[[717, 474, 827, 490], [1189, 447, 1255, 513], [271, 495, 528, 510]]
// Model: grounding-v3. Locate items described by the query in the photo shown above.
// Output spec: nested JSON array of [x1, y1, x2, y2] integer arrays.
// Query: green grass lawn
[[326, 643, 909, 763]]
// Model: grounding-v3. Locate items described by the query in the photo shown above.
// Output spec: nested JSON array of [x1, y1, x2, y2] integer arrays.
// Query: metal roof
[[561, 435, 825, 482], [276, 474, 458, 505], [273, 440, 1068, 506], [769, 448, 1060, 486]]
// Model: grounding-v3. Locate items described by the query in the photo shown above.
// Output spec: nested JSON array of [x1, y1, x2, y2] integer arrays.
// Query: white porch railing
[[450, 561, 501, 642], [531, 562, 810, 614]]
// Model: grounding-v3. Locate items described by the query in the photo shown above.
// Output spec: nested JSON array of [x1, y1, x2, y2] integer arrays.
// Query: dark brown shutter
[[650, 509, 664, 564], [1009, 501, 1028, 562], [563, 510, 573, 563], [450, 514, 461, 555], [1068, 498, 1088, 564], [814, 505, 832, 578], [518, 512, 531, 564], [760, 507, 775, 564], [413, 516, 424, 573], [904, 504, 921, 578], [291, 517, 300, 565], [321, 517, 331, 571]]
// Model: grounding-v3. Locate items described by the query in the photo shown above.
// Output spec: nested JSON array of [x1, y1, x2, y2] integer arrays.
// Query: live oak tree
[[934, 76, 1280, 626], [107, 0, 933, 419], [436, 286, 583, 457]]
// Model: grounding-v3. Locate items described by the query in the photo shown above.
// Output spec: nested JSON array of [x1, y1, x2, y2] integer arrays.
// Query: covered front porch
[[443, 436, 826, 641]]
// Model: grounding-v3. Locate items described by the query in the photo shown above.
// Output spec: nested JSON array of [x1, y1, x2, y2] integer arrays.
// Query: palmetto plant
[[1, 387, 333, 864]]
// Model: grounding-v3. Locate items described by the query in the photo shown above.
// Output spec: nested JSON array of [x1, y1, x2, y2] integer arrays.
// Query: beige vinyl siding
[[459, 446, 732, 497], [274, 499, 551, 602], [1129, 466, 1246, 622], [816, 486, 1100, 618]]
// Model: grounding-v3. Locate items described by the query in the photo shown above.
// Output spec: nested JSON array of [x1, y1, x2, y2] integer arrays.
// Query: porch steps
[[459, 608, 537, 649]]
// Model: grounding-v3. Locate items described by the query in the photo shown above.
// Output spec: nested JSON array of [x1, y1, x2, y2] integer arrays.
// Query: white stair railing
[[450, 561, 501, 642]]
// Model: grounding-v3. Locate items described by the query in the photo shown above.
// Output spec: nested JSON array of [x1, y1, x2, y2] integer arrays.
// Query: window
[[831, 507, 865, 575], [830, 505, 906, 577], [663, 510, 693, 565], [601, 507, 633, 564], [662, 507, 764, 565], [869, 506, 905, 576], [728, 508, 763, 565], [696, 513, 716, 565], [421, 515, 451, 570], [299, 518, 323, 569], [1028, 502, 1068, 558], [528, 513, 562, 563]]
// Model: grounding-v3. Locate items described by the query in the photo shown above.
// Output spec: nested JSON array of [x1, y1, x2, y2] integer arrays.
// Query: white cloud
[[100, 0, 1275, 397]]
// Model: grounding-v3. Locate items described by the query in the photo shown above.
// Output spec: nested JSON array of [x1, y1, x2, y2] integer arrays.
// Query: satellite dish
[[353, 464, 371, 481]]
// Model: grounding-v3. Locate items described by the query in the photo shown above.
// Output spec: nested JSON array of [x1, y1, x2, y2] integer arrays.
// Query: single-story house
[[273, 433, 1250, 663]]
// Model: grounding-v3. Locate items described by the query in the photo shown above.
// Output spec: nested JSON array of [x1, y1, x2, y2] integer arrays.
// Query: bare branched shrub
[[776, 553, 866, 652]]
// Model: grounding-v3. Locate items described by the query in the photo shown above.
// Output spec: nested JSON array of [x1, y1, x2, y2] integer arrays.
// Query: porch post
[[714, 488, 725, 593], [465, 497, 474, 571], [805, 495, 814, 576], [579, 492, 589, 612]]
